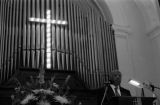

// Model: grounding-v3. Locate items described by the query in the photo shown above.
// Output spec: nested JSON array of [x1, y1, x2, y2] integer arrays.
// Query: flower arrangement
[[11, 68, 72, 105]]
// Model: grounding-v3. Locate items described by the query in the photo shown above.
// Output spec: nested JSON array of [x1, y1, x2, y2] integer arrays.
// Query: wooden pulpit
[[109, 96, 156, 105]]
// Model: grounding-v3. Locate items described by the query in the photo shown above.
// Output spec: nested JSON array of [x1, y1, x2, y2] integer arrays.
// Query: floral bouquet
[[11, 68, 72, 105]]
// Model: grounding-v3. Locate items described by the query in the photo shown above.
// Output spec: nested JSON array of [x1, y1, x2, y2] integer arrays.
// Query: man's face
[[111, 71, 122, 86]]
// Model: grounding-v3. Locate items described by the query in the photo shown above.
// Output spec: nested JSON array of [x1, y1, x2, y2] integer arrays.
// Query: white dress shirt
[[110, 84, 121, 96]]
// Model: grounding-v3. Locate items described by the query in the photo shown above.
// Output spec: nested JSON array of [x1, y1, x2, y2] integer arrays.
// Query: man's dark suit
[[100, 85, 131, 105]]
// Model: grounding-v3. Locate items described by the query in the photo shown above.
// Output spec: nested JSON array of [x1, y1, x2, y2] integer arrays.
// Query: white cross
[[29, 10, 67, 68]]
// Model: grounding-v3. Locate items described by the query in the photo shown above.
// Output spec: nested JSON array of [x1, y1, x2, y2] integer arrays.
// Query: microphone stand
[[149, 84, 160, 105], [143, 82, 160, 105], [150, 84, 160, 92], [101, 83, 110, 105]]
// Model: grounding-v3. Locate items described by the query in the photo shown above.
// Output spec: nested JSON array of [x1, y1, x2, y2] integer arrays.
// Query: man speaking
[[101, 70, 131, 105]]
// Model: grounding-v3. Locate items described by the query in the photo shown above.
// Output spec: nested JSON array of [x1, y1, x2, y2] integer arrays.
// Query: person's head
[[109, 70, 122, 86]]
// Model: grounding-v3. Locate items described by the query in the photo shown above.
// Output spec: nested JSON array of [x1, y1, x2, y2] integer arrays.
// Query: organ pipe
[[0, 0, 118, 89]]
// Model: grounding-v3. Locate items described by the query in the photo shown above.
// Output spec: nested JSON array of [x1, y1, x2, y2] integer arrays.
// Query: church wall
[[150, 32, 160, 99], [145, 0, 160, 96], [147, 24, 160, 99], [103, 0, 157, 97]]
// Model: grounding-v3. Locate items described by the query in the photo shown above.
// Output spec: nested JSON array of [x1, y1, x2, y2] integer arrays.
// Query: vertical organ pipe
[[0, 0, 118, 89]]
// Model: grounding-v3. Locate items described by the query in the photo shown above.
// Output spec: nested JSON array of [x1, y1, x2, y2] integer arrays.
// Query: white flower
[[37, 100, 50, 105], [32, 89, 40, 94], [54, 95, 70, 104], [33, 89, 54, 95], [11, 94, 14, 100], [53, 83, 59, 88], [20, 94, 37, 105], [42, 89, 54, 95]]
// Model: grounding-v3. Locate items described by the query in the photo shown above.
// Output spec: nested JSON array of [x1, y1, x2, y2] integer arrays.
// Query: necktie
[[115, 87, 120, 96]]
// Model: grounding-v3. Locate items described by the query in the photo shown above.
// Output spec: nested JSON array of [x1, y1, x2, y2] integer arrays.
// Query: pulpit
[[109, 96, 156, 105]]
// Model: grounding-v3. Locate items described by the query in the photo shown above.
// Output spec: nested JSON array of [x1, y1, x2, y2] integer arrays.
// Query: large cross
[[29, 10, 67, 69]]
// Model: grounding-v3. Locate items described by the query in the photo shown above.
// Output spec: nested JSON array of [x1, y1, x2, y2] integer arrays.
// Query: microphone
[[149, 83, 155, 92], [143, 82, 155, 91], [104, 81, 111, 85], [148, 82, 160, 91]]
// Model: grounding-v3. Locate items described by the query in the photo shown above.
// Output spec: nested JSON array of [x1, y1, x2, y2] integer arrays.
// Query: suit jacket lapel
[[108, 85, 116, 96]]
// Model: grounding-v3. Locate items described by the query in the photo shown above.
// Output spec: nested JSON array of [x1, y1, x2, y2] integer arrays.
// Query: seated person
[[101, 70, 131, 105]]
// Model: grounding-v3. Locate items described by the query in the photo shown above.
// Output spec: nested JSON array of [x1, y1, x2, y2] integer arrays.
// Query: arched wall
[[95, 0, 160, 97]]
